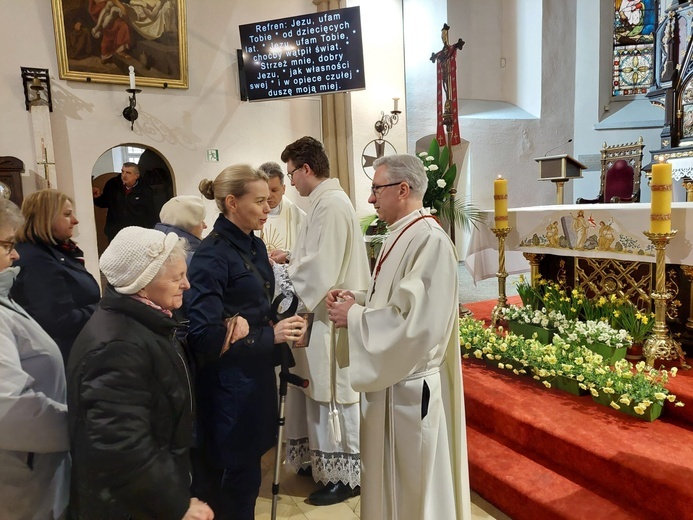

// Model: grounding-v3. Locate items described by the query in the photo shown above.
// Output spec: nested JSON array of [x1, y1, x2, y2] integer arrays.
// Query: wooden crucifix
[[430, 24, 464, 245], [430, 24, 464, 149]]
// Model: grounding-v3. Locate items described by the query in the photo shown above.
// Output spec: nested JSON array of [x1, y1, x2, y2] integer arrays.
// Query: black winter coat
[[184, 215, 279, 468], [93, 176, 158, 240], [67, 288, 194, 520], [12, 241, 100, 361]]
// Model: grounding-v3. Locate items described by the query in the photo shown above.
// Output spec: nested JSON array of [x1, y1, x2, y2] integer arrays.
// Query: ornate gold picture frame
[[51, 0, 188, 89]]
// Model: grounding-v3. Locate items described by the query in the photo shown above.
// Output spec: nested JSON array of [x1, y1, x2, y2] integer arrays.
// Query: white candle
[[393, 97, 400, 112], [129, 66, 136, 89]]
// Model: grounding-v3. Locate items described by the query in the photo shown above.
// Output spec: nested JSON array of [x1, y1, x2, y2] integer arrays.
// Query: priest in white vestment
[[257, 161, 306, 253], [269, 137, 370, 506], [327, 153, 472, 520]]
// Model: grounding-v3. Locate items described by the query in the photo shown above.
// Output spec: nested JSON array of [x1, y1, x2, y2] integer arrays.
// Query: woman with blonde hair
[[185, 164, 306, 520], [0, 198, 70, 520], [12, 189, 100, 362]]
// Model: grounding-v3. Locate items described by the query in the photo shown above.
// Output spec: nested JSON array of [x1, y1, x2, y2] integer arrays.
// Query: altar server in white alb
[[257, 161, 306, 253], [270, 136, 370, 506], [327, 153, 471, 519]]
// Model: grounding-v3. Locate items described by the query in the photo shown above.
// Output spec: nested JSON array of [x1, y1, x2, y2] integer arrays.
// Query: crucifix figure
[[430, 24, 464, 148], [36, 138, 55, 189]]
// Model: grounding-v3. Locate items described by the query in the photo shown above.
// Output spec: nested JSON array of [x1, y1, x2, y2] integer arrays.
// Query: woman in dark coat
[[67, 226, 215, 520], [185, 164, 306, 520], [12, 189, 100, 362]]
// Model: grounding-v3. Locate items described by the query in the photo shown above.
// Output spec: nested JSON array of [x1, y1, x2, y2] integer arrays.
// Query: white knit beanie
[[159, 196, 206, 233], [100, 226, 180, 295]]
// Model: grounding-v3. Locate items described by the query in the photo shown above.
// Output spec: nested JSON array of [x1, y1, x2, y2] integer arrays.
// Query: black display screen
[[238, 6, 365, 101]]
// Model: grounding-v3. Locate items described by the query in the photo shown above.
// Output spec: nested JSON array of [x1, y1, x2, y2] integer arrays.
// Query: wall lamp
[[374, 97, 401, 140], [123, 66, 142, 131]]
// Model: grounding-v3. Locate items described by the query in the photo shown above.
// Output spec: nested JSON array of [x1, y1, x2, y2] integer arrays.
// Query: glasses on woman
[[0, 239, 16, 255], [287, 164, 304, 181]]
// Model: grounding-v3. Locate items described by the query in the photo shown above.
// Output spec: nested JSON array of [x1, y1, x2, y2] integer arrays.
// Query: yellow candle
[[650, 162, 672, 234], [494, 176, 509, 229]]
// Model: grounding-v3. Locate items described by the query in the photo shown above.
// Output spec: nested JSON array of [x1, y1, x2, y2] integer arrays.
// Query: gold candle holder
[[490, 227, 513, 327], [642, 230, 690, 368], [682, 177, 693, 202]]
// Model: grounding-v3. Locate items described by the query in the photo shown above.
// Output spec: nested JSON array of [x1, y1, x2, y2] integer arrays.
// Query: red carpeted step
[[467, 425, 642, 520], [463, 360, 693, 520]]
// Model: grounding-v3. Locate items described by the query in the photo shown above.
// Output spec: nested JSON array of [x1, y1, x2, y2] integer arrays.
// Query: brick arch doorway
[[90, 144, 175, 257]]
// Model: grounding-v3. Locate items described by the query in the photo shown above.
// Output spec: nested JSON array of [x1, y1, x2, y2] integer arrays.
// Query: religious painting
[[51, 0, 188, 89], [683, 104, 693, 139], [614, 0, 657, 45]]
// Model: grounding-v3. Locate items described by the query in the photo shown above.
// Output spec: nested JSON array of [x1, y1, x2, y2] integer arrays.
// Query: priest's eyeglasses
[[370, 182, 402, 197], [287, 164, 304, 181], [0, 239, 16, 255]]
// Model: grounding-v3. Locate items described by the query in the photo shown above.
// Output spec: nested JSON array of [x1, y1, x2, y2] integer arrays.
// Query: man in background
[[257, 161, 305, 254], [93, 162, 158, 242]]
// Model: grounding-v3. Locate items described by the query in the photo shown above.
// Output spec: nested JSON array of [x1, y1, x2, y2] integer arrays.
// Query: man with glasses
[[326, 154, 471, 519], [269, 136, 369, 506]]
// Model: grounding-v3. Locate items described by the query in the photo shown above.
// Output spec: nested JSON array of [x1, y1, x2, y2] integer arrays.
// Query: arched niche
[[90, 143, 174, 255]]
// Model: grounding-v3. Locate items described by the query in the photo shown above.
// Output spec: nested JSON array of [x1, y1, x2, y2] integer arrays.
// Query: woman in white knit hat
[[155, 195, 208, 265], [66, 226, 219, 520]]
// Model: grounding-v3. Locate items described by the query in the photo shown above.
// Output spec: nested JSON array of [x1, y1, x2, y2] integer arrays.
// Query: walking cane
[[271, 343, 308, 520]]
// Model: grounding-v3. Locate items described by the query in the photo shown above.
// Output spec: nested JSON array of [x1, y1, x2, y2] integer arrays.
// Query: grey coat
[[0, 267, 70, 520]]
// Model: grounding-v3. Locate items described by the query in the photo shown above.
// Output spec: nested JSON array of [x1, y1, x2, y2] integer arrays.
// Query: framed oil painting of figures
[[51, 0, 188, 89]]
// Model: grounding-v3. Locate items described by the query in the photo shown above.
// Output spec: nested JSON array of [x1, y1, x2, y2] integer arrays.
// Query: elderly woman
[[12, 189, 100, 362], [185, 164, 306, 520], [155, 195, 208, 265], [0, 199, 70, 520], [67, 226, 215, 520]]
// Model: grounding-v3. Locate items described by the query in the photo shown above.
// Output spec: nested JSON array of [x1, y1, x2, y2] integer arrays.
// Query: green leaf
[[359, 214, 379, 234], [439, 146, 450, 172], [427, 139, 440, 160], [437, 198, 483, 231], [443, 164, 457, 186]]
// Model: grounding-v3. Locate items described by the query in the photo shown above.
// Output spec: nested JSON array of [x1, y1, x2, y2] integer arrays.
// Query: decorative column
[[313, 0, 351, 196], [523, 253, 544, 288]]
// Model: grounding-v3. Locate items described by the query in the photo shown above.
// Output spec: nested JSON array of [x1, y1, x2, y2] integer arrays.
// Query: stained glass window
[[612, 0, 658, 96]]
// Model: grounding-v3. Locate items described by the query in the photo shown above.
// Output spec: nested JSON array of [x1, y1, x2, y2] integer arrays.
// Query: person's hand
[[328, 297, 356, 329], [92, 186, 101, 198], [181, 498, 214, 520], [227, 315, 249, 344], [269, 249, 289, 264], [274, 315, 306, 344], [326, 289, 354, 309]]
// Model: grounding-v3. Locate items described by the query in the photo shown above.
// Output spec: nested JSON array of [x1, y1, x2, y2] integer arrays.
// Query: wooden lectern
[[535, 154, 586, 205]]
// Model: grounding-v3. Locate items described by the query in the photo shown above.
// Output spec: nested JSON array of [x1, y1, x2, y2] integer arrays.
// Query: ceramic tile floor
[[254, 447, 511, 519]]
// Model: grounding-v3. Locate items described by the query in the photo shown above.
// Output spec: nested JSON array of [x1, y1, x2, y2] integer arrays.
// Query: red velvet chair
[[576, 137, 644, 204]]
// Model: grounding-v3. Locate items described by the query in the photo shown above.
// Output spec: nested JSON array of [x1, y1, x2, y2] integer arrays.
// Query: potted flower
[[586, 359, 684, 421], [610, 299, 655, 361], [417, 138, 482, 229], [557, 319, 630, 365], [501, 305, 569, 344]]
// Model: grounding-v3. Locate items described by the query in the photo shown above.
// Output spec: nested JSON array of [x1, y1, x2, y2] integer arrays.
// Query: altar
[[465, 202, 693, 352], [466, 202, 693, 282]]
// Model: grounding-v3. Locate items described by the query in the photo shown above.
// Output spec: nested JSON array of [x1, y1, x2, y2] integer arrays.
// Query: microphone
[[544, 138, 573, 157]]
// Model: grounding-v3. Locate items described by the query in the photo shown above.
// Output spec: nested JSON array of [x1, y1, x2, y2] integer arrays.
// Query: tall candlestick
[[129, 66, 136, 90], [650, 162, 672, 234], [494, 175, 509, 229]]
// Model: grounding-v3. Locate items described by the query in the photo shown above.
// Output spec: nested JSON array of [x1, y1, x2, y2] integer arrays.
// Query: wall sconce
[[21, 67, 53, 112], [374, 97, 401, 140], [123, 66, 141, 131]]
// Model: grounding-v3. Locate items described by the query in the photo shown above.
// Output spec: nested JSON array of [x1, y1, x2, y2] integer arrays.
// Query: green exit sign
[[206, 149, 219, 162]]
